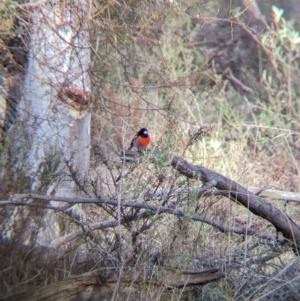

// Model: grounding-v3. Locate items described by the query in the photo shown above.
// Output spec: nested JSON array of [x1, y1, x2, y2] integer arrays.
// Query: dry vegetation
[[1, 0, 300, 300]]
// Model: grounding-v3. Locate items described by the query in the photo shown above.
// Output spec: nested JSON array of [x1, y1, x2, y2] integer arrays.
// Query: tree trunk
[[2, 1, 92, 246]]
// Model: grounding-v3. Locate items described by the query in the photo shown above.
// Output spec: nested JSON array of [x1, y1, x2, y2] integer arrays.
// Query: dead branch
[[171, 155, 300, 253], [146, 186, 300, 203], [224, 68, 254, 93], [49, 219, 119, 249], [3, 193, 278, 247], [3, 268, 224, 301], [195, 16, 278, 75]]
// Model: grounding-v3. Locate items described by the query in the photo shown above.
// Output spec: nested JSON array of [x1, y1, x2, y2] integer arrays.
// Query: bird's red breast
[[136, 135, 150, 148]]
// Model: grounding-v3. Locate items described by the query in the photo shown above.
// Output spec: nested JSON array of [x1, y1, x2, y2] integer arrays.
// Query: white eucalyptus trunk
[[4, 1, 92, 246]]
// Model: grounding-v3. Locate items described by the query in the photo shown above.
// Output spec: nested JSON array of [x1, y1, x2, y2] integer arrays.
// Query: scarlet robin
[[128, 128, 150, 151]]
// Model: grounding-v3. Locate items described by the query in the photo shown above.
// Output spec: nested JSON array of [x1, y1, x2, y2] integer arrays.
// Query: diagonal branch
[[171, 155, 300, 253]]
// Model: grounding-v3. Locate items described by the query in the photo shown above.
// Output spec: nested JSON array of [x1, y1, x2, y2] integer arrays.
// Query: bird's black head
[[138, 128, 149, 138]]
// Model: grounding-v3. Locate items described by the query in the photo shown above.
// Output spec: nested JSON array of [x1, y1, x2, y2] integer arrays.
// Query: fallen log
[[3, 268, 224, 301]]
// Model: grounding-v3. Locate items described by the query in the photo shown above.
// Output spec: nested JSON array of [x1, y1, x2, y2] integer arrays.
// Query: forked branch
[[171, 155, 300, 253]]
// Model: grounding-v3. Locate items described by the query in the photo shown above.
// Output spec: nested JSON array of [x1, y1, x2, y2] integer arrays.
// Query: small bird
[[128, 128, 150, 151]]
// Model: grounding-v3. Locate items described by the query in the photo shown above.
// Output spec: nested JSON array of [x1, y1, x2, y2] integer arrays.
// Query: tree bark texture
[[2, 1, 92, 246]]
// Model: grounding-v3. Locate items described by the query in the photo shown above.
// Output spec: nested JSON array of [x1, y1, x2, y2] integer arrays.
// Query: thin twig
[[4, 193, 277, 243]]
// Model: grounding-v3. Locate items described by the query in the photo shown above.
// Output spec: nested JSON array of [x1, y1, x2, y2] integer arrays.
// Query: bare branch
[[3, 193, 277, 245], [49, 219, 119, 249], [224, 69, 254, 93], [171, 155, 300, 253]]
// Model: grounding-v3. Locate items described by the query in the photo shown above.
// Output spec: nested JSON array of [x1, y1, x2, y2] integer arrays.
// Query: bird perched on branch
[[119, 128, 151, 164], [128, 128, 150, 151]]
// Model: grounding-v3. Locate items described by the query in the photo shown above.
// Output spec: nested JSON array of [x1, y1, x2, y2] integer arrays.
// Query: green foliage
[[38, 153, 62, 193], [261, 6, 300, 119], [0, 1, 15, 34]]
